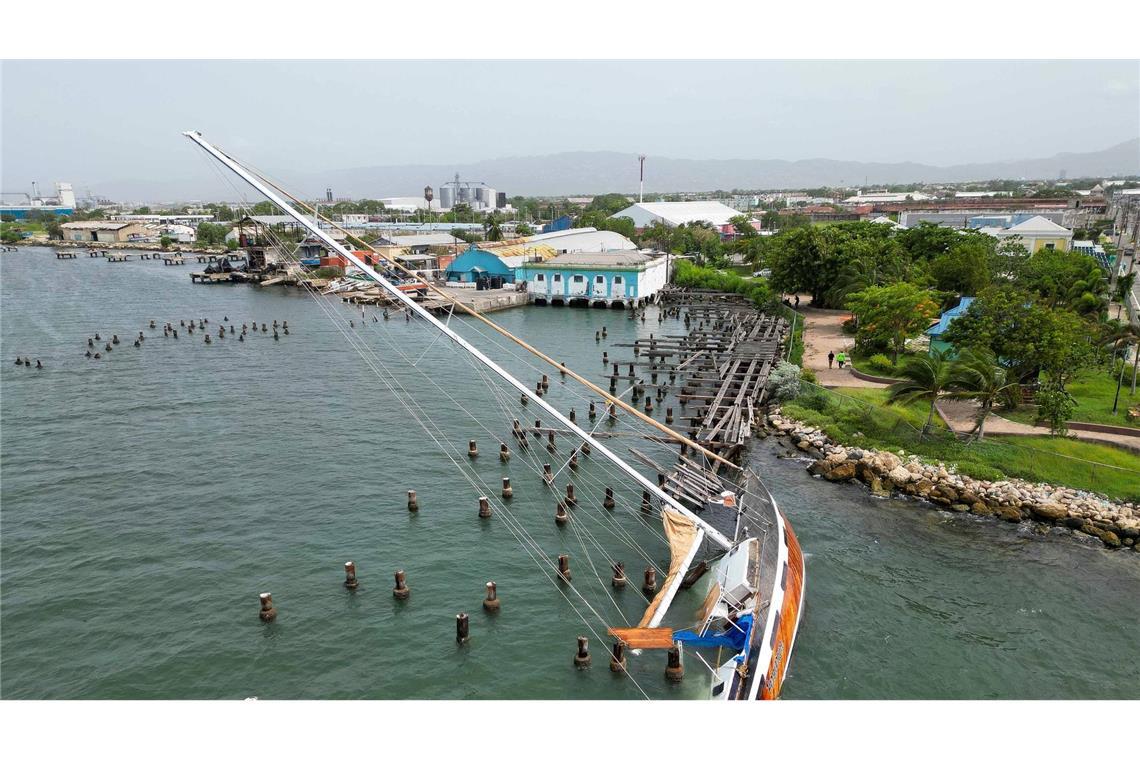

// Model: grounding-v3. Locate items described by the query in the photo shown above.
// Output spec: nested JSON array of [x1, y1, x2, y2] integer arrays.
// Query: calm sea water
[[2, 247, 1137, 699]]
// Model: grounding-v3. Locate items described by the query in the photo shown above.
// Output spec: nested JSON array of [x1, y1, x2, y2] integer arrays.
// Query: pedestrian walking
[[794, 294, 800, 309], [836, 351, 847, 369], [827, 350, 835, 369]]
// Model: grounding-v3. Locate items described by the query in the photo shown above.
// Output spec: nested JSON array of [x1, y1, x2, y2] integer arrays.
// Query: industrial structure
[[1, 181, 76, 218]]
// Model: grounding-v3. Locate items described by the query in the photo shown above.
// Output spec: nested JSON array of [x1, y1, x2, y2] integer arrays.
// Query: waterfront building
[[60, 220, 146, 243], [444, 242, 557, 284], [516, 250, 668, 308], [610, 201, 739, 235], [0, 181, 75, 219]]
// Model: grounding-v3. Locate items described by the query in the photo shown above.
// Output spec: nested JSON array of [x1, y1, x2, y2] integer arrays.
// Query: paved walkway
[[937, 399, 1140, 453], [797, 305, 884, 388]]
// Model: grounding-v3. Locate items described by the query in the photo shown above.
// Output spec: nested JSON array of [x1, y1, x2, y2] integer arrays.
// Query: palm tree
[[483, 212, 503, 242], [946, 348, 1021, 441], [887, 348, 954, 437]]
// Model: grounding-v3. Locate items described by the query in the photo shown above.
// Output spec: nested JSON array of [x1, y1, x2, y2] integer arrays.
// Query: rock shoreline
[[765, 407, 1139, 552]]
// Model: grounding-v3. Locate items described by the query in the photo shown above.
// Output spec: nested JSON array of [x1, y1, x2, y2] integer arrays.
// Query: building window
[[553, 274, 562, 282], [536, 273, 544, 282], [1044, 242, 1055, 249], [596, 275, 605, 284], [613, 276, 623, 285], [572, 275, 584, 283]]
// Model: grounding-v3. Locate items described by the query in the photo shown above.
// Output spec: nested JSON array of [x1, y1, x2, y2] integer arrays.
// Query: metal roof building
[[609, 201, 740, 230]]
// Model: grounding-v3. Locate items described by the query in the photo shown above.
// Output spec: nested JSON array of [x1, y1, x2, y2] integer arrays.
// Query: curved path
[[937, 399, 1140, 453], [797, 305, 883, 388]]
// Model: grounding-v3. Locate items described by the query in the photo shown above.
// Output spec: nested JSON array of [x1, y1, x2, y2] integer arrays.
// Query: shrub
[[797, 390, 832, 413], [767, 361, 803, 401], [673, 259, 774, 309], [868, 354, 895, 374], [801, 367, 817, 384]]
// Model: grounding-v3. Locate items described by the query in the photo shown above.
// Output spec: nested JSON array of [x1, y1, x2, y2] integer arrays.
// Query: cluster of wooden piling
[[74, 315, 293, 361]]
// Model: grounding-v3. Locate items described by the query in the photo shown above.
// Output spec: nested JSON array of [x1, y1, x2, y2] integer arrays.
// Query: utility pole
[[638, 155, 646, 204]]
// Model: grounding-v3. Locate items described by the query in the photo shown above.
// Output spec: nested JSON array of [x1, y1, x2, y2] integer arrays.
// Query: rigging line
[[199, 165, 670, 635], [228, 156, 736, 471]]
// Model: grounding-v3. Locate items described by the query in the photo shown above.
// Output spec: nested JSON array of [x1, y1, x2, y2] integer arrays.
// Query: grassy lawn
[[1002, 370, 1140, 429], [782, 386, 1140, 502]]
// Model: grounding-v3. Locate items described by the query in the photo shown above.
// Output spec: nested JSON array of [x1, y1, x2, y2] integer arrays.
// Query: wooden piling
[[456, 612, 470, 644], [500, 443, 511, 463], [478, 496, 492, 519], [611, 561, 626, 589], [569, 408, 576, 424], [482, 582, 500, 612], [393, 570, 410, 600], [564, 482, 577, 507], [555, 500, 569, 526], [569, 450, 579, 471], [468, 439, 478, 458], [547, 431, 556, 452], [589, 401, 597, 419], [543, 463, 554, 485], [665, 408, 674, 425], [642, 490, 652, 513], [603, 486, 615, 510], [558, 554, 571, 582], [574, 636, 592, 669], [610, 641, 627, 673], [665, 645, 684, 682], [258, 592, 277, 622], [407, 489, 419, 512], [343, 561, 359, 590], [501, 477, 513, 499], [643, 567, 658, 595]]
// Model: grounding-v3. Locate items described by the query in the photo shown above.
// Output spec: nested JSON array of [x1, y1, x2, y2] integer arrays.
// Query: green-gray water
[[2, 247, 1138, 699]]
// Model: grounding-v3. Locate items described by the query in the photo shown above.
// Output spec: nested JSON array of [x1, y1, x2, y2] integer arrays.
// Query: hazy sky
[[2, 60, 1137, 199]]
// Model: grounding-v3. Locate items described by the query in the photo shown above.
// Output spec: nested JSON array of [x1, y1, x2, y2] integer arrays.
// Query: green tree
[[729, 214, 758, 238], [585, 193, 632, 215], [930, 238, 993, 295], [895, 222, 960, 261], [1017, 246, 1107, 315], [483, 212, 504, 242], [132, 206, 151, 215], [45, 219, 64, 240], [249, 201, 276, 216], [1035, 382, 1076, 436], [845, 282, 940, 363], [887, 349, 955, 436], [1, 229, 21, 245], [641, 221, 673, 252], [516, 222, 535, 236], [947, 348, 1021, 440], [159, 235, 174, 250], [1113, 271, 1136, 320]]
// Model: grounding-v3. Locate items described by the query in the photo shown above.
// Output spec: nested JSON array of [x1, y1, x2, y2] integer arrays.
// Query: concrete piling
[[534, 419, 543, 438], [258, 592, 277, 622], [500, 443, 510, 463], [555, 500, 569, 526], [602, 351, 609, 365], [610, 641, 627, 673], [602, 326, 607, 338], [547, 431, 556, 452], [456, 612, 470, 644], [543, 463, 554, 485], [644, 397, 653, 413], [569, 450, 579, 471], [665, 408, 674, 424], [541, 374, 549, 391], [468, 439, 478, 458], [478, 496, 492, 519], [407, 489, 419, 512], [393, 570, 410, 600], [564, 482, 577, 507], [343, 561, 359, 590], [608, 404, 617, 422], [603, 486, 615, 510], [643, 567, 658, 595], [501, 477, 513, 499], [558, 554, 571, 582], [574, 636, 592, 669], [483, 581, 500, 612], [611, 561, 626, 589], [665, 645, 684, 682]]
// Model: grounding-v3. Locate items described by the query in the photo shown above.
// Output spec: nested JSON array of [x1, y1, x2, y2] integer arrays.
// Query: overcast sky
[[2, 60, 1137, 199]]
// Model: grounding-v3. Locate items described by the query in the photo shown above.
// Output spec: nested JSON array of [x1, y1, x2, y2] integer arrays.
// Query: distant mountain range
[[281, 139, 1140, 198], [95, 139, 1140, 201]]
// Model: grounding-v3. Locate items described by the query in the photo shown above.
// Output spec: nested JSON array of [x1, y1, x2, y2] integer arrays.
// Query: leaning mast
[[183, 130, 732, 551]]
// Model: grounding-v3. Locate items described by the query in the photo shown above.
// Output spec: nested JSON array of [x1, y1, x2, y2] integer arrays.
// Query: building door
[[612, 275, 623, 299], [595, 274, 605, 297], [552, 273, 562, 296]]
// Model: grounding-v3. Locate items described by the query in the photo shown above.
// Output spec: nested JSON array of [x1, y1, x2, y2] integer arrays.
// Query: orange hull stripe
[[760, 524, 805, 700]]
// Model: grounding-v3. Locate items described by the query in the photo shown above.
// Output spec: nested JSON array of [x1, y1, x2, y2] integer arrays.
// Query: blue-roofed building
[[926, 297, 975, 356], [516, 250, 669, 308], [542, 215, 573, 233]]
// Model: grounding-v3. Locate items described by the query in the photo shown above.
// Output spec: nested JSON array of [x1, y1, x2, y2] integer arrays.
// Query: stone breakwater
[[766, 408, 1139, 552]]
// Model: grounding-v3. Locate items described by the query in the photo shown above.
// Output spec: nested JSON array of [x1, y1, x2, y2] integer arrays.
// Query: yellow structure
[[983, 215, 1073, 253]]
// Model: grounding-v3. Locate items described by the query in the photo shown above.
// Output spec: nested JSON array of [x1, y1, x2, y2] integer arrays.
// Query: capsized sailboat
[[184, 130, 805, 700]]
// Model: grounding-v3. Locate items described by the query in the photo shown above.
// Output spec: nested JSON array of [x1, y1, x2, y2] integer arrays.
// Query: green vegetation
[[781, 385, 1140, 502], [672, 259, 773, 308], [1003, 370, 1139, 429], [846, 282, 940, 362]]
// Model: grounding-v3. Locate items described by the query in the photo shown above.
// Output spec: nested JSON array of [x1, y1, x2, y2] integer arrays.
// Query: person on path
[[794, 294, 800, 309], [836, 351, 847, 369], [827, 350, 835, 369]]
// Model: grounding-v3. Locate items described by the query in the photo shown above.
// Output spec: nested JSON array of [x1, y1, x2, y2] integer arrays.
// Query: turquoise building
[[444, 244, 519, 284], [926, 296, 974, 356], [516, 251, 669, 308]]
